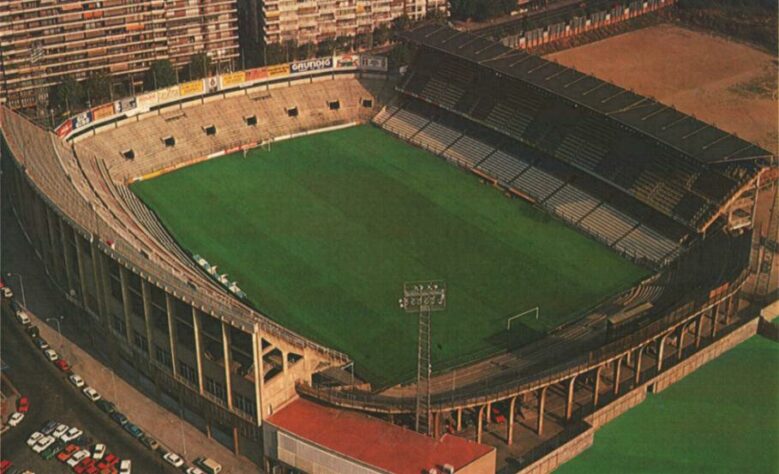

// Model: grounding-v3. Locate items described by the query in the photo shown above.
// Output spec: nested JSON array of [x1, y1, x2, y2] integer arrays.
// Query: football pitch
[[131, 125, 649, 387]]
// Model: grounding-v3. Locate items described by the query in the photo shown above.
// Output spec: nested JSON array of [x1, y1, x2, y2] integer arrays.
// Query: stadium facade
[[2, 24, 775, 472]]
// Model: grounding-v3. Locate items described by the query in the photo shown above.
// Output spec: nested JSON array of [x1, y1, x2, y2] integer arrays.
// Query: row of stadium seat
[[374, 103, 682, 265], [397, 50, 743, 231]]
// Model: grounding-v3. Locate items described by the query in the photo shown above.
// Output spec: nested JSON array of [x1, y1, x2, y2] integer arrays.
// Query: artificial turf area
[[131, 125, 648, 387], [558, 335, 779, 473]]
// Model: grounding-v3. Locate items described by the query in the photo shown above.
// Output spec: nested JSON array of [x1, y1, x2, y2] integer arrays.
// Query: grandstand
[[2, 29, 775, 472]]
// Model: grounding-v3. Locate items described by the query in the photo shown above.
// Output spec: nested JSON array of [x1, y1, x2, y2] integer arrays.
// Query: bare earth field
[[549, 24, 778, 155]]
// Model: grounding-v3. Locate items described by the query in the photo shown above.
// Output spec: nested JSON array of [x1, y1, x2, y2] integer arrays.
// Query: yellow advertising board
[[179, 79, 204, 97]]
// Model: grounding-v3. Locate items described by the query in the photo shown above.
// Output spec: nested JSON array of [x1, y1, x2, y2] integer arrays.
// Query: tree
[[143, 60, 176, 90], [264, 43, 287, 65], [84, 71, 112, 106], [373, 24, 391, 46], [188, 53, 212, 80], [48, 76, 84, 113], [317, 37, 337, 57]]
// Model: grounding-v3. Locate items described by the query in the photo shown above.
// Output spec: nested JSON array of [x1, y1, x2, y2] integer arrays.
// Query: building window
[[178, 361, 197, 386], [111, 315, 126, 336], [204, 376, 226, 402], [155, 345, 173, 369], [234, 393, 256, 418], [133, 330, 149, 355]]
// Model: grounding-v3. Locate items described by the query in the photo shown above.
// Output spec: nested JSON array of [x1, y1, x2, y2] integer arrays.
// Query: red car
[[74, 457, 95, 474], [58, 444, 80, 462], [97, 453, 119, 470], [0, 460, 12, 473], [55, 358, 71, 372], [16, 396, 29, 413]]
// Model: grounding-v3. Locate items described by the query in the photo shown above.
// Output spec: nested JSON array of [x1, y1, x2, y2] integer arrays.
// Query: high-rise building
[[0, 0, 240, 110], [237, 0, 447, 63]]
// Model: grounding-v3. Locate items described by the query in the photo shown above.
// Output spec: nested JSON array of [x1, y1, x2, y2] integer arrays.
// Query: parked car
[[194, 457, 222, 474], [55, 358, 71, 372], [69, 374, 85, 388], [0, 460, 11, 474], [40, 421, 58, 435], [57, 444, 80, 462], [163, 452, 184, 468], [97, 453, 119, 470], [82, 386, 101, 402], [32, 337, 48, 350], [74, 434, 94, 447], [123, 422, 143, 439], [41, 440, 66, 460], [118, 459, 132, 474], [15, 310, 30, 326], [32, 435, 56, 453], [26, 325, 39, 338], [7, 412, 24, 427], [186, 467, 206, 474], [52, 423, 69, 439], [95, 400, 116, 415], [26, 432, 43, 447], [44, 349, 59, 361], [91, 444, 106, 461], [61, 426, 83, 442], [110, 412, 128, 426], [16, 396, 29, 413], [73, 457, 95, 474], [66, 449, 90, 467], [139, 435, 159, 450]]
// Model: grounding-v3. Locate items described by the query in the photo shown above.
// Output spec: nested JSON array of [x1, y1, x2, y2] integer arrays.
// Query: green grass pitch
[[131, 125, 649, 387], [557, 335, 779, 473]]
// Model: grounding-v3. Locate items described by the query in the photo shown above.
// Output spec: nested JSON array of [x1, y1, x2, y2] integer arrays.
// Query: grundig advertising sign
[[290, 57, 333, 75]]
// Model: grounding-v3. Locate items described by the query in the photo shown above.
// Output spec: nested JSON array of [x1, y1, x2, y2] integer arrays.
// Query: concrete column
[[565, 376, 576, 421], [726, 295, 737, 324], [118, 267, 133, 344], [433, 411, 441, 438], [141, 281, 155, 357], [695, 314, 704, 348], [221, 321, 234, 411], [476, 405, 485, 444], [456, 408, 462, 431], [710, 304, 719, 339], [634, 346, 644, 386], [656, 335, 667, 372], [507, 396, 517, 446], [165, 295, 179, 377], [252, 329, 263, 423], [60, 219, 76, 293], [232, 427, 239, 455], [537, 387, 547, 436], [90, 241, 106, 317], [593, 365, 603, 408], [613, 356, 623, 396], [191, 309, 205, 395], [676, 324, 686, 360], [486, 401, 492, 424], [74, 234, 90, 310]]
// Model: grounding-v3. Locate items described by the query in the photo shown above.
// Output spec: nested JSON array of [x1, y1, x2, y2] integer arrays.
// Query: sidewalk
[[27, 309, 259, 474]]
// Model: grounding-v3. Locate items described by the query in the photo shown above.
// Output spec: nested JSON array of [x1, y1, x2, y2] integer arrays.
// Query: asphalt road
[[0, 304, 178, 473]]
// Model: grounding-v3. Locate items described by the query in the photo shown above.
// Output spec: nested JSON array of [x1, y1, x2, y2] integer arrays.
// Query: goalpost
[[506, 306, 540, 331]]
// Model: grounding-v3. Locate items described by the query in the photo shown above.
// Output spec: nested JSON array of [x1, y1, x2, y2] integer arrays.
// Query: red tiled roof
[[268, 398, 494, 474]]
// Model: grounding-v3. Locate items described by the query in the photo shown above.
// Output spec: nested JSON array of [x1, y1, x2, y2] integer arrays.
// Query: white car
[[186, 467, 206, 474], [61, 426, 83, 442], [15, 310, 30, 325], [52, 423, 69, 439], [26, 431, 43, 447], [32, 435, 56, 453], [67, 449, 90, 467], [92, 443, 106, 461], [163, 452, 184, 468], [119, 459, 132, 474], [7, 412, 24, 427], [82, 386, 101, 402], [44, 349, 59, 361], [69, 374, 85, 388]]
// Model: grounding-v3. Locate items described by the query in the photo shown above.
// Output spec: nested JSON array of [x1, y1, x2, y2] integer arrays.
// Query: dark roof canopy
[[400, 24, 773, 166]]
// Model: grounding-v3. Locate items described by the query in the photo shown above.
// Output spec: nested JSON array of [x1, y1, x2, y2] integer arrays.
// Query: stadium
[[2, 22, 776, 472]]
